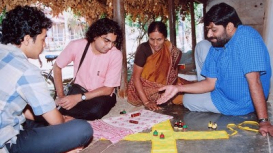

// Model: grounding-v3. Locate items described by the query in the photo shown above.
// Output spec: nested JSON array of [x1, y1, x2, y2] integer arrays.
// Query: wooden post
[[113, 0, 128, 98], [203, 0, 207, 39], [168, 0, 176, 46], [190, 0, 196, 69]]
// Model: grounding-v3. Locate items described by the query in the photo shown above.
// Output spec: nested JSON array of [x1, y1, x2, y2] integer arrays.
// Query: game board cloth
[[89, 109, 173, 143]]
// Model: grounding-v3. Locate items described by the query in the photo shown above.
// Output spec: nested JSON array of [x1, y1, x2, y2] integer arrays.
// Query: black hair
[[148, 21, 167, 38], [85, 18, 123, 50], [204, 3, 242, 28], [1, 5, 52, 45]]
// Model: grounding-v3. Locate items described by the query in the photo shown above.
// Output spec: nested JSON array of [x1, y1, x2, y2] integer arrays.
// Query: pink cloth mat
[[89, 109, 173, 143]]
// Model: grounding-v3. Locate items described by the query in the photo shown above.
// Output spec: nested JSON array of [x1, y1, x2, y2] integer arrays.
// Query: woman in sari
[[128, 21, 190, 110]]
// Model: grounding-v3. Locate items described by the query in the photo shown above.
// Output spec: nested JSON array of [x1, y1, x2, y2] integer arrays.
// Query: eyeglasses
[[100, 36, 117, 47]]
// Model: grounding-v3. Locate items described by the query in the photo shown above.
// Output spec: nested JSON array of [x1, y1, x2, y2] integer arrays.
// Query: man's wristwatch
[[258, 118, 269, 123], [81, 93, 86, 101]]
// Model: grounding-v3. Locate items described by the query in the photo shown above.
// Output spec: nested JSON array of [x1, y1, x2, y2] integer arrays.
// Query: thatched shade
[[0, 0, 194, 24]]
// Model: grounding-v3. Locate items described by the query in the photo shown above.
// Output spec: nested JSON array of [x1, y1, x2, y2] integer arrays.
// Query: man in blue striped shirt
[[0, 6, 92, 153], [157, 3, 273, 136]]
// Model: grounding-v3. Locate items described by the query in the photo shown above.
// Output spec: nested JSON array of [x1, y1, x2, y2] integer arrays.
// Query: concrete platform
[[81, 93, 273, 153]]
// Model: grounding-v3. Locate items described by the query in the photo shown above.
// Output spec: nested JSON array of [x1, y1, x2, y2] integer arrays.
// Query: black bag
[[64, 40, 91, 96], [59, 83, 89, 117], [66, 83, 88, 95]]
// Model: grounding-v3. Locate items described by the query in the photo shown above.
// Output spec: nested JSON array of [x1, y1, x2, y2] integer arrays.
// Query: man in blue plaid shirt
[[157, 3, 273, 137], [0, 6, 92, 153]]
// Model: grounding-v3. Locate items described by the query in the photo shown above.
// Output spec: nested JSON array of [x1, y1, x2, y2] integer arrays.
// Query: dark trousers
[[6, 119, 93, 153], [59, 94, 117, 120]]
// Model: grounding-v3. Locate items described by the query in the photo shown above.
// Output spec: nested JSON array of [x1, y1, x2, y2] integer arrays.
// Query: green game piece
[[153, 130, 158, 136], [120, 110, 126, 114]]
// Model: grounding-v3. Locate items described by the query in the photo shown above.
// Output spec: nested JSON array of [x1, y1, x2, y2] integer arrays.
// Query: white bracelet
[[143, 101, 149, 105]]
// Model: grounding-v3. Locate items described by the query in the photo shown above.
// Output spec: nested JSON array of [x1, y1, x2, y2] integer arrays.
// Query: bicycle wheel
[[42, 72, 57, 99]]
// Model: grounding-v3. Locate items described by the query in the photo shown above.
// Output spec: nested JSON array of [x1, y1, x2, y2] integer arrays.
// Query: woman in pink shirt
[[53, 18, 123, 120]]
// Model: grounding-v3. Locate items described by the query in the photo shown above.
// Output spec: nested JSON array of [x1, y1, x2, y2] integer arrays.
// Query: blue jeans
[[7, 119, 93, 153]]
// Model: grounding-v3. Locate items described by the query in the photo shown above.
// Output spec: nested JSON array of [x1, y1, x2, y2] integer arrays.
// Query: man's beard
[[208, 32, 230, 47]]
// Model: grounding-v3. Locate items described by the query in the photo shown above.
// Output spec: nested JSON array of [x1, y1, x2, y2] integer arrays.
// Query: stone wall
[[206, 0, 265, 36], [263, 0, 273, 93]]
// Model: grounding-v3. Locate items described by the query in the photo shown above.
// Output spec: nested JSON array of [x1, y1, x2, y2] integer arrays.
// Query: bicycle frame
[[41, 55, 58, 99], [41, 54, 73, 100]]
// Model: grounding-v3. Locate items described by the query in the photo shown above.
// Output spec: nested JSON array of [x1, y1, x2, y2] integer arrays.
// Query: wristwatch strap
[[258, 118, 269, 123]]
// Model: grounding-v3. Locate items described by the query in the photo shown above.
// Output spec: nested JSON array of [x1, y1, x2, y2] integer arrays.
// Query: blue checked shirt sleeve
[[17, 68, 56, 115], [236, 30, 268, 75]]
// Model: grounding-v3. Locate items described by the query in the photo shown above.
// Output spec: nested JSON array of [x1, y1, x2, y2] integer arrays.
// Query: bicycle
[[41, 55, 73, 100], [41, 55, 58, 99]]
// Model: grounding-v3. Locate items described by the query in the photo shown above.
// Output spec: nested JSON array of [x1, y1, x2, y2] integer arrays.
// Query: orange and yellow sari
[[128, 41, 190, 106]]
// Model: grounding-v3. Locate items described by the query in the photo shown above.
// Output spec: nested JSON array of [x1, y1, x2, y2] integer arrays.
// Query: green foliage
[[0, 7, 6, 25], [194, 2, 203, 23], [100, 13, 107, 19], [125, 15, 133, 27]]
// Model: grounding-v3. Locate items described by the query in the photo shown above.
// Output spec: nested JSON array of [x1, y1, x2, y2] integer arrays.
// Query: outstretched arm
[[157, 77, 216, 105], [24, 105, 68, 123], [246, 72, 273, 136]]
